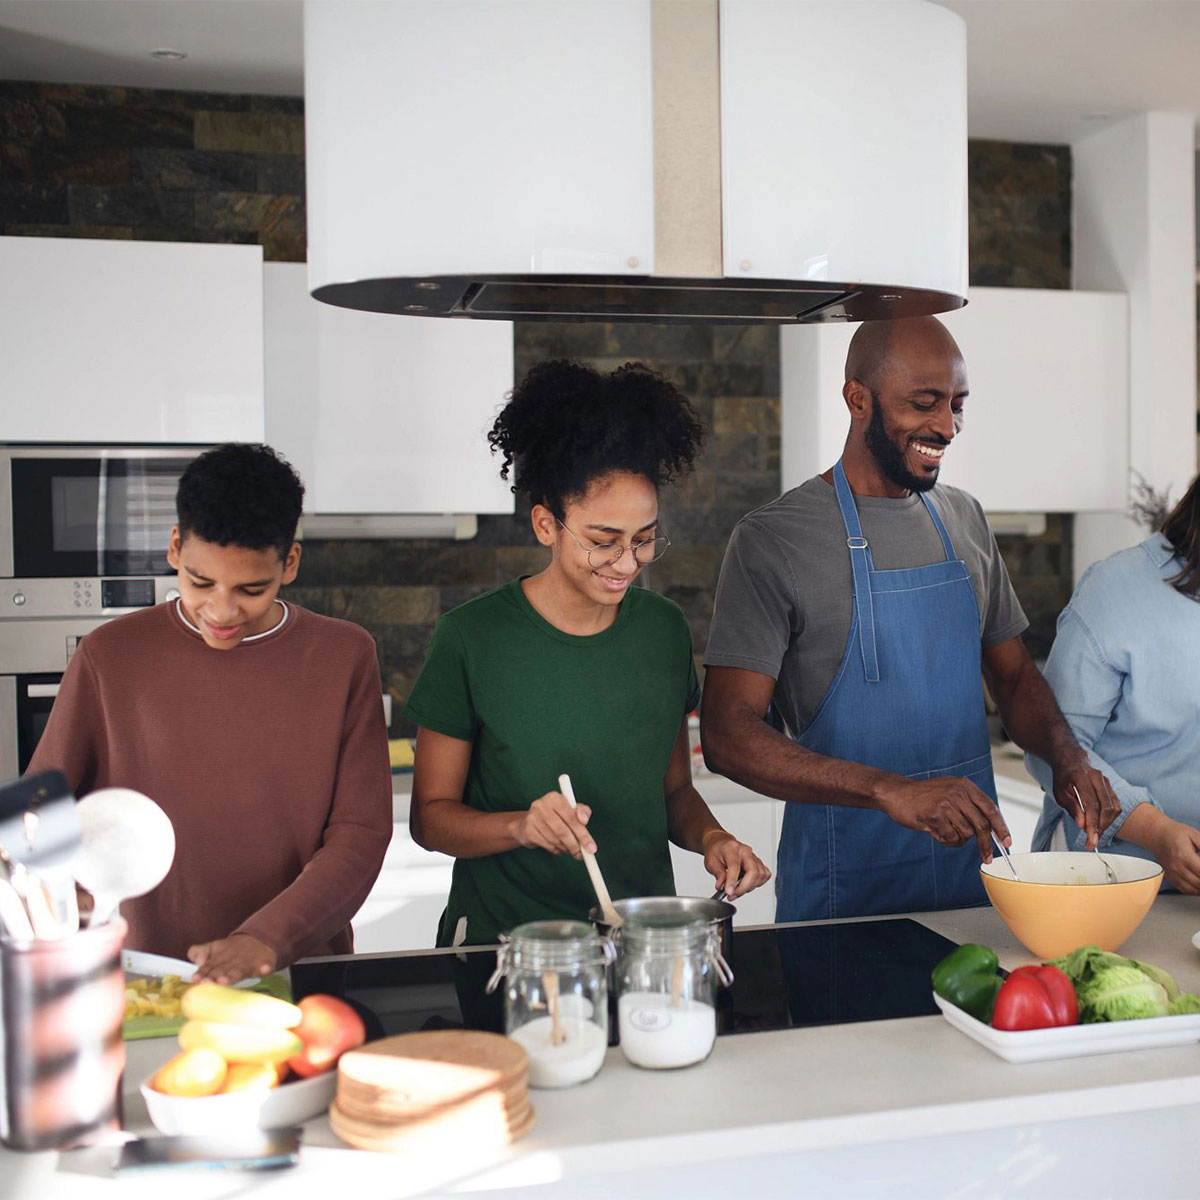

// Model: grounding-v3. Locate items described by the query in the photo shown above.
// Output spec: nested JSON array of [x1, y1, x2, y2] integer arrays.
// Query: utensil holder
[[1, 918, 127, 1151]]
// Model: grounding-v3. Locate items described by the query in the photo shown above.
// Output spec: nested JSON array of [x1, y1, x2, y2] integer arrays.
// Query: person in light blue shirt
[[1027, 475, 1200, 894]]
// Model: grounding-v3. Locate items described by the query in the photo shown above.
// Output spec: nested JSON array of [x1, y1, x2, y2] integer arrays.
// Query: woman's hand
[[702, 830, 771, 898], [512, 791, 596, 859], [1146, 818, 1200, 894]]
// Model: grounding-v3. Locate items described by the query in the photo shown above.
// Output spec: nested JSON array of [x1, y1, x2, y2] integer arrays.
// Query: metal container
[[589, 895, 736, 975], [0, 918, 126, 1151]]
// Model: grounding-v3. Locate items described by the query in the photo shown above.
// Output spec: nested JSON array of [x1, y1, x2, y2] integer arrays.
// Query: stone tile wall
[[0, 80, 1075, 726], [0, 82, 305, 259], [969, 140, 1072, 289]]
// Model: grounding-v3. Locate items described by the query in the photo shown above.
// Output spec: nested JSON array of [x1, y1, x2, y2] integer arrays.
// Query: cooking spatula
[[558, 773, 621, 926]]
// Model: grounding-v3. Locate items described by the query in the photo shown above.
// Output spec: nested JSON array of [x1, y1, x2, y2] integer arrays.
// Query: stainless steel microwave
[[0, 445, 206, 780], [0, 445, 205, 582]]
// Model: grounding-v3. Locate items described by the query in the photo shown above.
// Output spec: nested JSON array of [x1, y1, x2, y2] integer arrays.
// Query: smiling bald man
[[700, 316, 1119, 921]]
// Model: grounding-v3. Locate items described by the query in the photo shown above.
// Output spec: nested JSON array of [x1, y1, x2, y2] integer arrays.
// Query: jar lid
[[508, 920, 608, 969]]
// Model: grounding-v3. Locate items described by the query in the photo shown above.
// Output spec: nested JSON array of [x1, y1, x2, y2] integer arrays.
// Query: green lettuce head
[[1075, 965, 1169, 1023]]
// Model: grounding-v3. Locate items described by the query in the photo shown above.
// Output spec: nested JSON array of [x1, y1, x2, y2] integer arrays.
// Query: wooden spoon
[[558, 773, 621, 927], [543, 970, 566, 1046]]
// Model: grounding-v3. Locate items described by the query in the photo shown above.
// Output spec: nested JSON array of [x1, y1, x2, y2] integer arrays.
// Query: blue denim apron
[[775, 459, 994, 921]]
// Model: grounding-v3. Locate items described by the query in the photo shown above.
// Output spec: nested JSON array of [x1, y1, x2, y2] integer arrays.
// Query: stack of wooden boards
[[331, 1030, 534, 1153]]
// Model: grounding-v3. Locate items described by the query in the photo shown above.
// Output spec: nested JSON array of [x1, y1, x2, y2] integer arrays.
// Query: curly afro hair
[[488, 360, 704, 517], [176, 443, 304, 560]]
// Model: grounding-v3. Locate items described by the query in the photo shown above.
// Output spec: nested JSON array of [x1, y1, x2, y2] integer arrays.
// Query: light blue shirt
[[1027, 535, 1200, 863]]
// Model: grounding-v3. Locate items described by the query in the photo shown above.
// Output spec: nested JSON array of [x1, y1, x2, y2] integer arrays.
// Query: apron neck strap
[[834, 459, 957, 564], [917, 490, 956, 562], [833, 459, 879, 683], [831, 460, 864, 539]]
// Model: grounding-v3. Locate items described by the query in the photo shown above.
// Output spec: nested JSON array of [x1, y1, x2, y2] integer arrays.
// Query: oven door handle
[[26, 683, 60, 699]]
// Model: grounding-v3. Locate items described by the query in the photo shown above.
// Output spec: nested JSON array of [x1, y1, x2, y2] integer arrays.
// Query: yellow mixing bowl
[[980, 851, 1163, 959]]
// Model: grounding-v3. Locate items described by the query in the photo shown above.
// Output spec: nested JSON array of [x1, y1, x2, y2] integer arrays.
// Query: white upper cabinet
[[781, 287, 1130, 512], [0, 236, 264, 444], [264, 263, 514, 515]]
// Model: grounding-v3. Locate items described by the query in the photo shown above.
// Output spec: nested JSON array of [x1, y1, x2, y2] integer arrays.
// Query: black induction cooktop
[[290, 918, 959, 1045]]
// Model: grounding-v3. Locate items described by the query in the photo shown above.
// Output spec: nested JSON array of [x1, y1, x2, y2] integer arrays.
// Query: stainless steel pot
[[588, 895, 735, 986]]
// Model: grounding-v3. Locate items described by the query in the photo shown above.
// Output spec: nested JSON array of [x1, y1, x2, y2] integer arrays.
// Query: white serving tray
[[933, 992, 1200, 1063]]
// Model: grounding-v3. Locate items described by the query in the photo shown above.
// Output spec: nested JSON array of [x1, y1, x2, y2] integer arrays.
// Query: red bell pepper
[[992, 964, 1078, 1030]]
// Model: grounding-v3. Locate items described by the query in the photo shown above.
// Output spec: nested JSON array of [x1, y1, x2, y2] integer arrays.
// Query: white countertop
[[8, 896, 1200, 1199]]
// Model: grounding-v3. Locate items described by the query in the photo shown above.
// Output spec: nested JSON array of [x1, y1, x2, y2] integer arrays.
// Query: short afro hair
[[176, 443, 304, 560], [487, 360, 704, 517]]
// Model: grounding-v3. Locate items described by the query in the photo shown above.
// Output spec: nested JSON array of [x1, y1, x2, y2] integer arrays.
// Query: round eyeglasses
[[556, 520, 671, 568]]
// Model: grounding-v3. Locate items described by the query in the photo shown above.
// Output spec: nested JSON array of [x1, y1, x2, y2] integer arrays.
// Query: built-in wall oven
[[0, 446, 206, 781]]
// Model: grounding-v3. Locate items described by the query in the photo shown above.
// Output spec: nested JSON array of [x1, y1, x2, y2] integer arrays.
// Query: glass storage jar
[[616, 913, 727, 1070], [487, 920, 612, 1089]]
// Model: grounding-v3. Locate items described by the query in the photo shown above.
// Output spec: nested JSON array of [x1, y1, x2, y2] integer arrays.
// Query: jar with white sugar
[[616, 913, 726, 1070], [487, 920, 612, 1089]]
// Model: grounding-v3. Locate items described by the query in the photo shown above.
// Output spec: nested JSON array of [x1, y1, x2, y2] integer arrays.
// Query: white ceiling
[[939, 0, 1200, 145], [0, 0, 1197, 146], [0, 0, 304, 96]]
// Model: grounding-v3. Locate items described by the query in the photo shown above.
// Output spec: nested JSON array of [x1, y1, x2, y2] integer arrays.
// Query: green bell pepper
[[931, 943, 1002, 1022]]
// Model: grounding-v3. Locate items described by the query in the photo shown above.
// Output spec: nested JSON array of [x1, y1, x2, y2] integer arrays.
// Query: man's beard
[[864, 393, 940, 494]]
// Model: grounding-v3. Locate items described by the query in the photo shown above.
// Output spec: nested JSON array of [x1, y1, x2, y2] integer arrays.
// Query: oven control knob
[[12, 592, 25, 607], [165, 588, 180, 603]]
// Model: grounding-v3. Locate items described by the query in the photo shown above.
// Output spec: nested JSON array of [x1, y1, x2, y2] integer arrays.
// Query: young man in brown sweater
[[29, 444, 393, 983]]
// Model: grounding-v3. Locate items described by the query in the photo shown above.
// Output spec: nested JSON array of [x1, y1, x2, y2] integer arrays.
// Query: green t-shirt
[[402, 578, 701, 946]]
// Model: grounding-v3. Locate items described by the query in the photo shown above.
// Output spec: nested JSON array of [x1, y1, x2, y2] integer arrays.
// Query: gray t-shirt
[[704, 475, 1028, 735]]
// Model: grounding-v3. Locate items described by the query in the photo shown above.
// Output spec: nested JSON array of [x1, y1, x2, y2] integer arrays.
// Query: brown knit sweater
[[29, 600, 393, 965]]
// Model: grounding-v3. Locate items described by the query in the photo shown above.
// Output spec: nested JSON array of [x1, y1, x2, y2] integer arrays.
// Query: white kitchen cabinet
[[0, 236, 264, 444], [263, 263, 514, 515], [357, 781, 781, 952], [352, 821, 454, 953], [781, 286, 1130, 512]]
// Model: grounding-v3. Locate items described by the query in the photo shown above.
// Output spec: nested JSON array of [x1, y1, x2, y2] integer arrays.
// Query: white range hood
[[303, 0, 968, 324]]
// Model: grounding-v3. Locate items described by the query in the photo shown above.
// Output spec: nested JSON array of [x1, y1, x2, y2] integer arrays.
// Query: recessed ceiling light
[[150, 48, 187, 61]]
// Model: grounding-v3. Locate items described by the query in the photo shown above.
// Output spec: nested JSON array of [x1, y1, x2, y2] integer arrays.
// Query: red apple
[[286, 994, 367, 1077]]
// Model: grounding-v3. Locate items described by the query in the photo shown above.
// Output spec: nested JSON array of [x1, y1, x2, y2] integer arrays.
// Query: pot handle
[[706, 927, 734, 988], [712, 947, 734, 988]]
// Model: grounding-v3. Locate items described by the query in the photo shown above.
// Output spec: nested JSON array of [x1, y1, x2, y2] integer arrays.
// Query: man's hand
[[878, 776, 1010, 862], [1049, 756, 1120, 850], [188, 933, 277, 985], [512, 791, 595, 859], [701, 830, 772, 898]]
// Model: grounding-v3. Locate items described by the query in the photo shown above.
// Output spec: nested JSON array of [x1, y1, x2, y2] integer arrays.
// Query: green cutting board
[[123, 972, 293, 1041]]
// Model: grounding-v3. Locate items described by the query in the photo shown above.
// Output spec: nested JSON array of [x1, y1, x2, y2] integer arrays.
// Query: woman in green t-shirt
[[403, 360, 771, 946]]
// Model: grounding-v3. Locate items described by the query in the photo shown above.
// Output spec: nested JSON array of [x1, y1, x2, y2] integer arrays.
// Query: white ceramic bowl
[[141, 1070, 337, 1135]]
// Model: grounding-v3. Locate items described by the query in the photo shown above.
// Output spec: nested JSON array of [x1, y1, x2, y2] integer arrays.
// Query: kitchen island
[[6, 896, 1200, 1200]]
